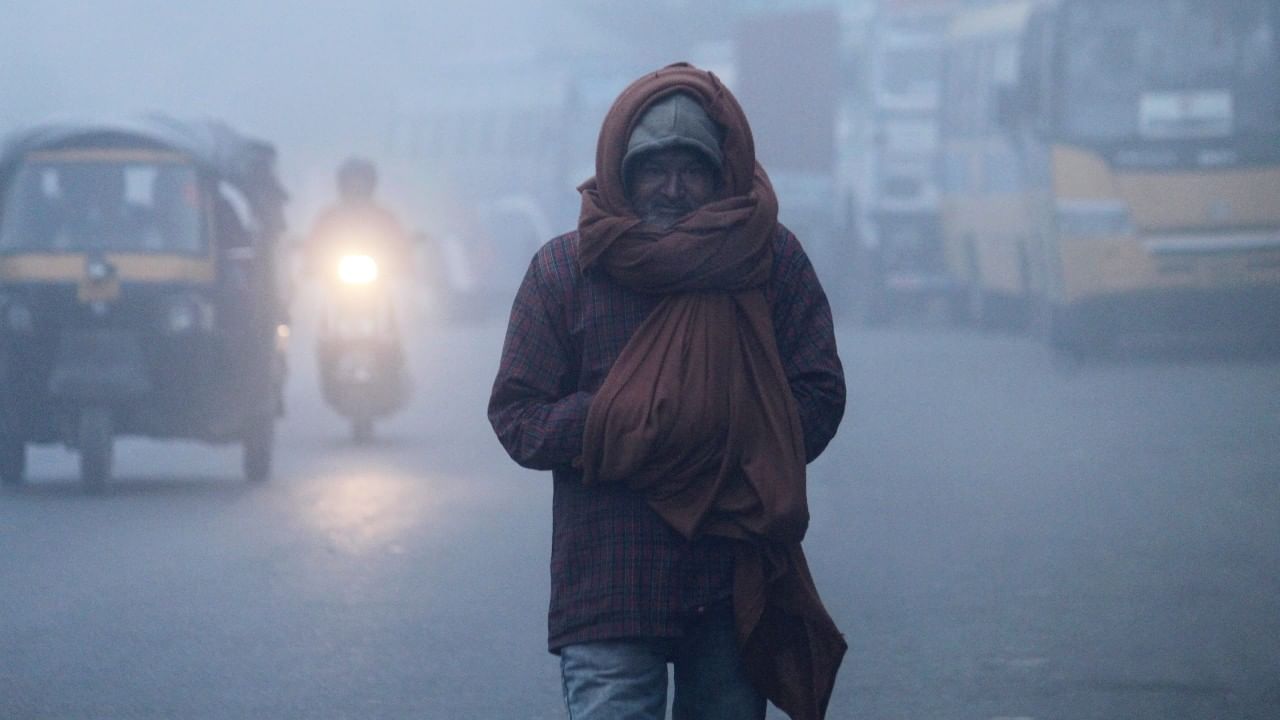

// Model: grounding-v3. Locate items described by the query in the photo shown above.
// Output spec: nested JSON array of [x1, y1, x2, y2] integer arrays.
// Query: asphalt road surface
[[3, 298, 1278, 720]]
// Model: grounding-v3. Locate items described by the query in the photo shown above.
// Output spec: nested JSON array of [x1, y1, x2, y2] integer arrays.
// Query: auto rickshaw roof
[[0, 115, 288, 236]]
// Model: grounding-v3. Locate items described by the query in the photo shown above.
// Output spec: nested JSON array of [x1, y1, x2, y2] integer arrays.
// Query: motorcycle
[[315, 248, 409, 442]]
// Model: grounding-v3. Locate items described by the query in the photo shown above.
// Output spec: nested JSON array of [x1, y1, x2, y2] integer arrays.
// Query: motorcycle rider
[[306, 157, 412, 283], [306, 157, 413, 441]]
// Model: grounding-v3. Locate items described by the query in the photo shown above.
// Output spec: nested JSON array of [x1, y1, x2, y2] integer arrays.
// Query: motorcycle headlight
[[338, 254, 379, 285]]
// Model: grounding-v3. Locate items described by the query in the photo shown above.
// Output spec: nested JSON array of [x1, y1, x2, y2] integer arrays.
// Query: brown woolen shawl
[[577, 63, 846, 720]]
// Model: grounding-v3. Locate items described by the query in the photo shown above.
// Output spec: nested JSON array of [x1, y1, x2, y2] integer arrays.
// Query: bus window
[[1060, 0, 1280, 141]]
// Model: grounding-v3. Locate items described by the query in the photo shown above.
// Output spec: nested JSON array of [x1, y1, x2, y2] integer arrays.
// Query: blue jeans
[[559, 603, 766, 720]]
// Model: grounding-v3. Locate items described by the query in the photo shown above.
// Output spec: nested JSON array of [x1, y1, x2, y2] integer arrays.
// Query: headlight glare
[[338, 254, 379, 285]]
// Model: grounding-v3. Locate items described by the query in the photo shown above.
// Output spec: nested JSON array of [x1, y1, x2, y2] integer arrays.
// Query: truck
[[732, 8, 847, 305], [842, 0, 959, 323]]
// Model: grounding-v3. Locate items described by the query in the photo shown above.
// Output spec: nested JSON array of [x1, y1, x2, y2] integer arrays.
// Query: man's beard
[[638, 199, 696, 230]]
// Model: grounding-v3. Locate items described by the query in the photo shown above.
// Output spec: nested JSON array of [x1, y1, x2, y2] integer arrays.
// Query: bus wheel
[[1029, 294, 1054, 339], [848, 244, 888, 326], [958, 238, 993, 328], [1046, 305, 1090, 361], [0, 435, 25, 486], [945, 287, 970, 326], [856, 282, 892, 327], [243, 413, 274, 483], [78, 407, 113, 493], [964, 282, 994, 329]]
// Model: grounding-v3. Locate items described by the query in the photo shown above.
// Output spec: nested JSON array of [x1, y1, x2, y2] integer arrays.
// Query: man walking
[[489, 63, 846, 720]]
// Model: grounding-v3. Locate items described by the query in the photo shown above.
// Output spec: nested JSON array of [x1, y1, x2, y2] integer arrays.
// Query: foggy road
[[2, 304, 1278, 720], [5, 1, 1280, 718]]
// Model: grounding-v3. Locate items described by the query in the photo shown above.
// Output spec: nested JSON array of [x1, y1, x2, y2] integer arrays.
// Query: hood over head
[[621, 91, 724, 184], [582, 62, 761, 221]]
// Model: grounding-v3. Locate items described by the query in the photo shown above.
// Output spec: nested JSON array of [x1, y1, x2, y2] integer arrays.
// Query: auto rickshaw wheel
[[0, 435, 26, 486], [243, 414, 274, 483], [78, 407, 113, 492]]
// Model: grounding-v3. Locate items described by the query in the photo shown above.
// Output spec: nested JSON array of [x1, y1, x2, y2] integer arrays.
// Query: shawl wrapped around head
[[577, 63, 846, 720]]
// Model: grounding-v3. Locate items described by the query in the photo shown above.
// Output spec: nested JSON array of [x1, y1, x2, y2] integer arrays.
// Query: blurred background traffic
[[6, 0, 1279, 351], [2, 1, 1278, 718]]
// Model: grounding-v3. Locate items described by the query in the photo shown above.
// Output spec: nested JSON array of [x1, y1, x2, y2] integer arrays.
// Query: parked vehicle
[[844, 0, 959, 323], [734, 8, 846, 307], [941, 0, 1280, 353], [0, 118, 289, 488]]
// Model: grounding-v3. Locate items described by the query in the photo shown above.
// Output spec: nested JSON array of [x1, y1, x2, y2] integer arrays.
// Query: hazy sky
[[0, 1, 863, 229], [1, 1, 588, 212]]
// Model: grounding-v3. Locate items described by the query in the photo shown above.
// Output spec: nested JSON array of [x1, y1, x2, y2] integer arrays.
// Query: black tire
[[351, 418, 374, 444], [965, 282, 993, 329], [851, 245, 891, 326], [1028, 293, 1054, 340], [1010, 241, 1035, 334], [1006, 296, 1034, 334], [958, 237, 993, 329], [1046, 303, 1093, 362], [946, 287, 971, 326], [859, 277, 892, 326], [243, 414, 274, 483], [0, 435, 25, 486], [78, 407, 113, 492]]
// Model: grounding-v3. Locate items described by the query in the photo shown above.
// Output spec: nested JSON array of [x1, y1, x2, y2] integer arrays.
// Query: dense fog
[[2, 2, 1278, 719]]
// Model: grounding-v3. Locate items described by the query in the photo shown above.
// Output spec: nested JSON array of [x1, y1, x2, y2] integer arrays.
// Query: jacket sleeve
[[771, 230, 847, 463], [488, 254, 589, 471]]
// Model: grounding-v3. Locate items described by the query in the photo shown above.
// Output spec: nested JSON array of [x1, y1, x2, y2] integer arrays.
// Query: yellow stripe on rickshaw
[[26, 149, 191, 164], [0, 253, 216, 284]]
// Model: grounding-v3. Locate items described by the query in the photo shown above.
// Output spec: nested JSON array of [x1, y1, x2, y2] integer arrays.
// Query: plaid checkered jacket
[[488, 224, 845, 651]]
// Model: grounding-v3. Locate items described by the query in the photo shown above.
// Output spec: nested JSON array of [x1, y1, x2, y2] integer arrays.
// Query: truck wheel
[[0, 436, 25, 486], [946, 287, 970, 326], [860, 281, 892, 326], [852, 245, 890, 326], [243, 414, 274, 483], [79, 407, 113, 492], [955, 280, 992, 329]]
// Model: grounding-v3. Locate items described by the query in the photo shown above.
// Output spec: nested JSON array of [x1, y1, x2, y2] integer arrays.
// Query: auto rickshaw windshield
[[0, 156, 205, 254]]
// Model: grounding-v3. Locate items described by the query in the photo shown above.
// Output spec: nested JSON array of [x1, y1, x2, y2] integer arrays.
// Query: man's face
[[625, 147, 721, 230]]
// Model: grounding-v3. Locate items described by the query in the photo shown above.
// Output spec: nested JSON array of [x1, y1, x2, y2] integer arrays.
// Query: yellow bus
[[941, 0, 1280, 354]]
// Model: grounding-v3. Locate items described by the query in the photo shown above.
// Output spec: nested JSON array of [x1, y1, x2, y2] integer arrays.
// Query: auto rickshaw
[[0, 118, 289, 490]]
